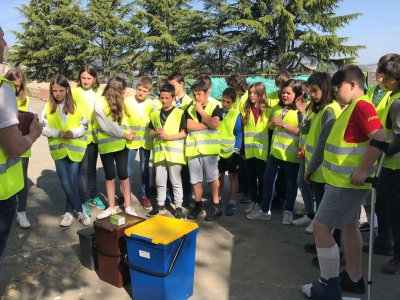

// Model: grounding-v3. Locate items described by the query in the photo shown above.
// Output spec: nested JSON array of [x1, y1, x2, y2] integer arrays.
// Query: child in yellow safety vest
[[241, 82, 269, 216], [148, 83, 187, 219], [247, 80, 303, 224], [41, 74, 91, 227], [218, 87, 242, 216], [302, 65, 385, 299], [4, 68, 34, 229], [185, 78, 222, 221], [125, 76, 154, 210], [94, 76, 137, 219], [72, 64, 106, 218]]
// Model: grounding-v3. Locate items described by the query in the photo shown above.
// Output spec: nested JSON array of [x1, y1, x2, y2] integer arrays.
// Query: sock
[[317, 244, 340, 280]]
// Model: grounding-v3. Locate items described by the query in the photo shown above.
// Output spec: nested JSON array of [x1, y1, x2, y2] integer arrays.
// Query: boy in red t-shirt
[[302, 65, 386, 299]]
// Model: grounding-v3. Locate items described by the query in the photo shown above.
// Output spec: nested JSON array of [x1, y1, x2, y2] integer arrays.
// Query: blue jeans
[[78, 142, 98, 202], [55, 157, 82, 214], [0, 196, 17, 257], [297, 159, 314, 217], [128, 148, 150, 198], [261, 155, 300, 213]]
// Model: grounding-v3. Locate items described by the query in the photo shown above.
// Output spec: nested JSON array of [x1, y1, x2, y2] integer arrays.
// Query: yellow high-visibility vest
[[125, 97, 154, 150], [270, 105, 299, 163], [322, 98, 373, 189], [45, 103, 87, 162], [243, 109, 269, 161], [304, 101, 342, 183], [72, 87, 102, 144], [185, 102, 220, 157], [17, 96, 32, 157], [94, 97, 129, 155], [150, 108, 186, 165], [366, 85, 391, 119], [0, 77, 23, 200], [219, 108, 240, 159]]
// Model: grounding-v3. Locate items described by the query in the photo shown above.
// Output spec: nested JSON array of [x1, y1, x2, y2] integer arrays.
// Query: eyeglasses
[[333, 82, 348, 94]]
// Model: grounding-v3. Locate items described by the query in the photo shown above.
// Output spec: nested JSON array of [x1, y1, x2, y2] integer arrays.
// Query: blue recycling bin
[[125, 215, 199, 300]]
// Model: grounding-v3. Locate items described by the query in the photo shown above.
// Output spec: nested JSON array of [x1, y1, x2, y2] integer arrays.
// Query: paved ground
[[1, 97, 399, 300]]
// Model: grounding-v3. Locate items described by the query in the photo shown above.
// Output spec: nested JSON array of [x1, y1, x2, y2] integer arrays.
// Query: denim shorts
[[315, 185, 370, 229], [188, 155, 219, 184]]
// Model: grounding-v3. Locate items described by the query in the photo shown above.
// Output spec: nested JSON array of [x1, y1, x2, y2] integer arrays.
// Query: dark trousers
[[376, 168, 400, 257], [247, 158, 266, 204], [0, 196, 17, 257], [78, 143, 98, 202]]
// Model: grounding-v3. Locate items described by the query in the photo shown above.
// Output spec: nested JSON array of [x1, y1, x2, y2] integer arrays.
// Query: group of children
[[6, 54, 400, 298]]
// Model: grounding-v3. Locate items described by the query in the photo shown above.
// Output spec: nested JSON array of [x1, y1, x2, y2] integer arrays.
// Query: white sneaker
[[305, 222, 314, 234], [282, 211, 293, 225], [125, 206, 138, 216], [96, 207, 117, 219], [78, 207, 91, 226], [60, 212, 73, 227], [246, 209, 271, 220], [16, 211, 31, 229], [244, 202, 256, 214], [292, 215, 312, 226]]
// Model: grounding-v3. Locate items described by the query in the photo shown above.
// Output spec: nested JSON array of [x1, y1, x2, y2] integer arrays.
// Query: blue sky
[[1, 0, 399, 65]]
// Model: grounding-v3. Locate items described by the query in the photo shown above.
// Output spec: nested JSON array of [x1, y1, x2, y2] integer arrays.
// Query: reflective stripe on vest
[[0, 77, 23, 200], [243, 109, 269, 161], [270, 106, 299, 163], [381, 92, 400, 170], [95, 97, 128, 154], [322, 98, 373, 189], [150, 108, 186, 164], [45, 104, 88, 162], [185, 102, 220, 157], [304, 101, 342, 183], [219, 108, 240, 158], [125, 98, 154, 150], [17, 96, 32, 157]]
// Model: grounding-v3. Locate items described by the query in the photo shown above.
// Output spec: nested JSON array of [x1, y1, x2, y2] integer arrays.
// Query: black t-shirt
[[149, 107, 186, 132], [185, 103, 222, 123]]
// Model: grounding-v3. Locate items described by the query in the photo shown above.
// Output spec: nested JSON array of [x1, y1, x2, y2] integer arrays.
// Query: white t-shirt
[[0, 83, 18, 129]]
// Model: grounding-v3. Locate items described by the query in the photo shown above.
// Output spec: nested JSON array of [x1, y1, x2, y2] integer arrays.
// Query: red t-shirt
[[251, 105, 260, 124], [344, 99, 383, 143]]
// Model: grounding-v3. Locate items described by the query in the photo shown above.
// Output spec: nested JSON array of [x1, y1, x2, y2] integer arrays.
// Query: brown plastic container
[[93, 212, 144, 287]]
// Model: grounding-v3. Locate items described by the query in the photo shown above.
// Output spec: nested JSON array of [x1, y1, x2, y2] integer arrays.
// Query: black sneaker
[[174, 207, 186, 219], [204, 206, 222, 221], [359, 222, 370, 232], [187, 205, 205, 220], [305, 243, 317, 255], [339, 270, 365, 294], [146, 206, 166, 217]]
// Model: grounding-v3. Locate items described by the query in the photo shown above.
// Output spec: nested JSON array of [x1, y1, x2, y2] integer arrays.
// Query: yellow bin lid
[[124, 215, 199, 245]]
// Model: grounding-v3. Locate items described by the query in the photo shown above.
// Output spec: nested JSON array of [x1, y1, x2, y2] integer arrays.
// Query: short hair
[[159, 83, 176, 97], [191, 79, 209, 93], [196, 74, 212, 90], [222, 87, 236, 102], [167, 71, 185, 84], [377, 55, 400, 79], [136, 76, 153, 90], [331, 65, 365, 89], [275, 70, 292, 87]]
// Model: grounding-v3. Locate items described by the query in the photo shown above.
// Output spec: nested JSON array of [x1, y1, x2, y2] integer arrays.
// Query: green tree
[[84, 0, 144, 79], [9, 0, 89, 81]]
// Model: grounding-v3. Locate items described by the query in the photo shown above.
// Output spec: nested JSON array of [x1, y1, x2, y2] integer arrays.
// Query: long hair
[[102, 76, 128, 124], [49, 74, 76, 115], [278, 79, 304, 110], [243, 82, 267, 126], [307, 72, 333, 113], [4, 68, 28, 106], [77, 64, 99, 89]]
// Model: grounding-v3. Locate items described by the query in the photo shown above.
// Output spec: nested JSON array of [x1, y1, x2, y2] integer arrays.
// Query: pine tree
[[84, 0, 143, 79], [9, 0, 89, 81]]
